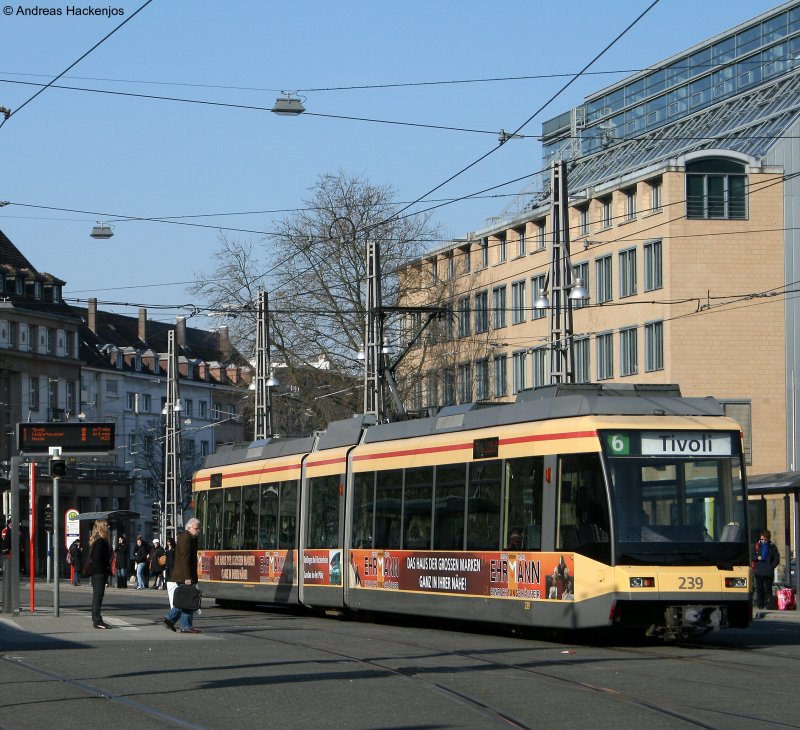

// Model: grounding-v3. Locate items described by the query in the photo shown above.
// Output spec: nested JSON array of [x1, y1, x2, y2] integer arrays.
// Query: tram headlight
[[725, 577, 748, 588], [629, 577, 655, 588]]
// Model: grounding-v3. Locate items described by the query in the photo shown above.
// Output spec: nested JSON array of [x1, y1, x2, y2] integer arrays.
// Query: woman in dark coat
[[86, 519, 112, 629], [753, 529, 780, 610]]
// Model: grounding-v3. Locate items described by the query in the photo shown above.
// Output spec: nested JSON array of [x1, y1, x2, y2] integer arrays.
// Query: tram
[[192, 383, 752, 639]]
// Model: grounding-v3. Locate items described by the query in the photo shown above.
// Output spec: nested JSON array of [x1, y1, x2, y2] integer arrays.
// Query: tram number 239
[[678, 576, 704, 590]]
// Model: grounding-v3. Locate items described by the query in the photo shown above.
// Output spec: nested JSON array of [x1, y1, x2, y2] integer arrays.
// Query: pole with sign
[[65, 508, 79, 585]]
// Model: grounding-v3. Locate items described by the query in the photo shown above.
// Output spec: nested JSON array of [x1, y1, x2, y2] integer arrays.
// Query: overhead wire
[[0, 0, 155, 129], [384, 0, 662, 224]]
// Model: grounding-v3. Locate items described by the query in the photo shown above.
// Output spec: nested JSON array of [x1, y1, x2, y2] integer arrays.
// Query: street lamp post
[[163, 329, 182, 540]]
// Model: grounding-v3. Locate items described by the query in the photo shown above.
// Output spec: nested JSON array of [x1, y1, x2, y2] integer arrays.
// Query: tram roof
[[199, 384, 729, 467], [363, 383, 727, 444]]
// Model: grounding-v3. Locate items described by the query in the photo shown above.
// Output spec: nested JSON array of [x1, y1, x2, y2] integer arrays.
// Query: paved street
[[2, 579, 800, 729]]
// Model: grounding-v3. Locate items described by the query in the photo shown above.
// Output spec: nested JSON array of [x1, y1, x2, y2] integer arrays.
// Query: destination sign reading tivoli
[[17, 422, 116, 453]]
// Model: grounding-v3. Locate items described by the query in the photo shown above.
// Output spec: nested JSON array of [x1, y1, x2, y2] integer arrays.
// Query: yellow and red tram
[[193, 384, 751, 638]]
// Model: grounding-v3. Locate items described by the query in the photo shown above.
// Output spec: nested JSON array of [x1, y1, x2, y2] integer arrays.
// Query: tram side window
[[259, 483, 279, 549], [374, 469, 402, 549], [206, 489, 224, 551], [352, 471, 375, 548], [307, 475, 341, 548], [467, 460, 502, 551], [504, 456, 544, 550], [241, 485, 259, 550], [279, 480, 298, 549], [195, 491, 207, 550], [223, 488, 242, 549], [434, 464, 466, 550], [557, 453, 610, 563], [404, 466, 434, 550]]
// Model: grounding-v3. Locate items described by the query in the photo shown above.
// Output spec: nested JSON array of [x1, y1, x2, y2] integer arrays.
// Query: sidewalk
[[0, 579, 197, 643]]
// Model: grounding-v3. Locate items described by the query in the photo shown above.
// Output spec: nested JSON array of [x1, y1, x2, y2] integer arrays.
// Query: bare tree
[[190, 170, 441, 428]]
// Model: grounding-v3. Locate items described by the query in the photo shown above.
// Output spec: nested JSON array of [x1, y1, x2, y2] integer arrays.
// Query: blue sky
[[0, 0, 781, 324]]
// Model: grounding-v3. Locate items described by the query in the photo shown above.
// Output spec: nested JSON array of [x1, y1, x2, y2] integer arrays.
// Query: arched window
[[686, 157, 746, 220]]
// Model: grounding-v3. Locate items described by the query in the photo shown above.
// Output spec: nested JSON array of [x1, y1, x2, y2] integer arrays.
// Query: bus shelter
[[747, 471, 800, 606]]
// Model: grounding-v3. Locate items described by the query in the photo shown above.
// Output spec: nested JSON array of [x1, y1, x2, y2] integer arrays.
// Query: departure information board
[[17, 422, 115, 454]]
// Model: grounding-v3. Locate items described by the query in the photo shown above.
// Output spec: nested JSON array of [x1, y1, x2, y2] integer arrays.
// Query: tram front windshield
[[602, 430, 748, 567]]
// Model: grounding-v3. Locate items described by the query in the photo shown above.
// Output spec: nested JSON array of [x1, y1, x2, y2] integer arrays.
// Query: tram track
[[214, 621, 724, 729], [0, 653, 208, 730]]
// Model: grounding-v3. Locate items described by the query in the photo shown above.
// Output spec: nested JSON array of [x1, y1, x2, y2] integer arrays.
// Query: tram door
[[301, 473, 345, 607]]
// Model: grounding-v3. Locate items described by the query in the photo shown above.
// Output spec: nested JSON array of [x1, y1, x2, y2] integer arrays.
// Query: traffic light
[[152, 501, 161, 524], [51, 459, 66, 477], [44, 504, 53, 532]]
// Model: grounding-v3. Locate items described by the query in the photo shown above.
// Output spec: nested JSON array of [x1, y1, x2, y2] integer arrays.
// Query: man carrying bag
[[163, 518, 202, 634]]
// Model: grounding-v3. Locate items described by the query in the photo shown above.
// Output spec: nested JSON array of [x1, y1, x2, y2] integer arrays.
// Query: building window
[[596, 332, 614, 380], [531, 348, 547, 387], [480, 238, 489, 268], [601, 196, 612, 228], [515, 226, 526, 257], [201, 441, 210, 457], [427, 372, 439, 407], [141, 394, 151, 412], [650, 177, 662, 212], [457, 297, 471, 338], [446, 252, 455, 280], [144, 435, 154, 455], [492, 286, 506, 329], [620, 327, 638, 376], [511, 281, 526, 324], [645, 321, 664, 372], [536, 222, 546, 250], [458, 363, 472, 403], [578, 206, 589, 236], [475, 359, 489, 400], [596, 255, 613, 303], [512, 351, 528, 394], [430, 258, 438, 283], [572, 262, 589, 309], [574, 337, 590, 383], [497, 232, 507, 263], [686, 158, 746, 219], [29, 376, 39, 410], [443, 369, 456, 406], [623, 187, 637, 221], [531, 274, 547, 320], [199, 400, 207, 419], [441, 303, 454, 341], [619, 248, 637, 298], [462, 245, 471, 274], [492, 355, 507, 398], [48, 378, 58, 413], [644, 240, 663, 291], [127, 392, 137, 411], [212, 402, 222, 419], [474, 291, 488, 333], [720, 401, 752, 465], [410, 381, 423, 411]]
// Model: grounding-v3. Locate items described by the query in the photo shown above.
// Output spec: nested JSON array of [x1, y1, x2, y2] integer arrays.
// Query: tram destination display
[[17, 422, 115, 454]]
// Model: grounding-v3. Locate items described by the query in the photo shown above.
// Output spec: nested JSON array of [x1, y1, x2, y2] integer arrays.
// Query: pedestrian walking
[[164, 518, 202, 634], [86, 519, 112, 629], [133, 535, 150, 589], [149, 538, 166, 589], [753, 529, 780, 610], [67, 538, 83, 586]]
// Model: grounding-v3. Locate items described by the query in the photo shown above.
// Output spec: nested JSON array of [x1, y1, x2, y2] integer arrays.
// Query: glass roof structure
[[488, 1, 800, 228]]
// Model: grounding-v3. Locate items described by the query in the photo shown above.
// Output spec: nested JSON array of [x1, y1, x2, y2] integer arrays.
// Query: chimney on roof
[[138, 308, 147, 342], [88, 298, 97, 334], [176, 316, 186, 348], [218, 325, 231, 358]]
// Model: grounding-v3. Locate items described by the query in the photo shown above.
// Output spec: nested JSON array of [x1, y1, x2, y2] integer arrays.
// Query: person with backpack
[[67, 538, 83, 586], [753, 529, 780, 610]]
